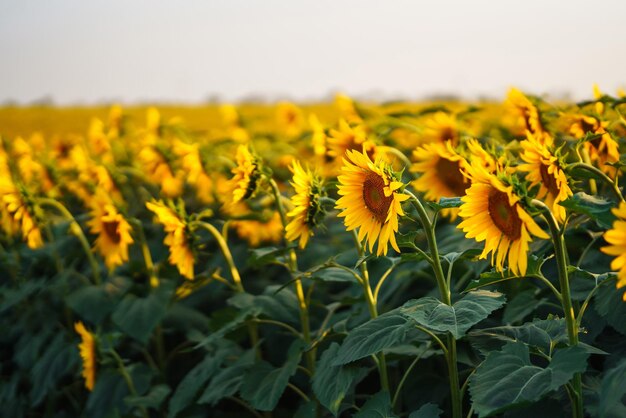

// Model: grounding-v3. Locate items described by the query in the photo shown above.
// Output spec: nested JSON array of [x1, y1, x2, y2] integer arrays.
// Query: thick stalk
[[38, 198, 100, 284], [532, 200, 583, 418], [352, 231, 390, 393], [269, 178, 315, 373], [406, 190, 461, 418]]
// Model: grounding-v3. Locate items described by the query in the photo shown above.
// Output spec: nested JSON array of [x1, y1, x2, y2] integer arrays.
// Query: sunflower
[[601, 202, 626, 300], [87, 193, 134, 270], [285, 160, 325, 249], [505, 88, 548, 141], [74, 321, 96, 391], [335, 148, 409, 256], [276, 102, 304, 137], [220, 104, 249, 142], [465, 138, 500, 173], [410, 141, 470, 220], [335, 93, 362, 123], [327, 119, 377, 161], [229, 145, 261, 204], [457, 164, 548, 275], [421, 112, 459, 146], [309, 114, 328, 159], [232, 210, 284, 247], [173, 139, 215, 203], [593, 84, 605, 115], [146, 200, 195, 279], [0, 177, 43, 249], [584, 127, 620, 176], [518, 132, 573, 224]]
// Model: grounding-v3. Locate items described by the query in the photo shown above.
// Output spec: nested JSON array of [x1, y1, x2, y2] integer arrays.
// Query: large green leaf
[[594, 280, 626, 335], [333, 312, 417, 366], [409, 403, 443, 418], [354, 391, 398, 418], [595, 360, 626, 418], [86, 365, 153, 418], [469, 342, 589, 417], [66, 285, 117, 325], [559, 192, 617, 229], [197, 349, 256, 406], [111, 285, 172, 344], [30, 333, 78, 406], [240, 340, 304, 411], [401, 290, 505, 339], [465, 255, 548, 292], [313, 342, 367, 416], [126, 384, 170, 410]]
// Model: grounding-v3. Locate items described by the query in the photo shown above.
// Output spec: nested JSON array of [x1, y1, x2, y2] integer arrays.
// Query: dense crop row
[[1, 89, 626, 417]]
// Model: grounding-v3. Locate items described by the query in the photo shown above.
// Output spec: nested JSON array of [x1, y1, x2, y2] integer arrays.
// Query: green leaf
[[313, 343, 367, 416], [229, 286, 301, 326], [354, 391, 398, 418], [198, 349, 256, 406], [247, 246, 291, 267], [559, 192, 617, 229], [408, 403, 443, 418], [240, 340, 304, 411], [111, 283, 173, 344], [441, 248, 482, 265], [596, 360, 626, 418], [428, 197, 463, 212], [333, 312, 417, 365], [194, 305, 261, 348], [126, 384, 170, 409], [397, 231, 421, 251], [167, 347, 231, 418], [66, 285, 117, 325], [469, 342, 589, 417], [30, 334, 78, 406], [401, 290, 506, 339], [86, 365, 153, 418], [311, 267, 358, 283], [465, 255, 549, 292], [503, 289, 545, 324], [594, 281, 626, 335]]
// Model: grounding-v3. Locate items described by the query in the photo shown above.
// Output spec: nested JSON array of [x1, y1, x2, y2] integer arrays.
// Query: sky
[[1, 0, 625, 105]]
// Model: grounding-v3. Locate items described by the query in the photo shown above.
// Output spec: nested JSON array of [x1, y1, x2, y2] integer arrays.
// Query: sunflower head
[[0, 177, 43, 249], [74, 321, 97, 391], [285, 160, 326, 249], [505, 88, 546, 138], [422, 112, 459, 145], [458, 163, 549, 275], [335, 148, 409, 256], [276, 102, 304, 137], [601, 202, 626, 300], [335, 93, 362, 123], [229, 145, 262, 205]]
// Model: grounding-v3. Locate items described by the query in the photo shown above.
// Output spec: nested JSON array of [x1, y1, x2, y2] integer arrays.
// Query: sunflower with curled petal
[[0, 177, 43, 249], [285, 160, 325, 249], [87, 193, 134, 270], [335, 149, 409, 256], [410, 140, 470, 220], [229, 145, 261, 204], [74, 321, 97, 391], [601, 202, 626, 300], [518, 132, 573, 224], [457, 163, 549, 275], [146, 200, 195, 280]]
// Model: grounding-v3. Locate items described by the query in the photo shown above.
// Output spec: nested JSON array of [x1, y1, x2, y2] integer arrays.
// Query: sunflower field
[[2, 88, 626, 418]]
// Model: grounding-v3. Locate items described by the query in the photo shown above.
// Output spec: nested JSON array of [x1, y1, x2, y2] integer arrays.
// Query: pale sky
[[1, 0, 625, 104]]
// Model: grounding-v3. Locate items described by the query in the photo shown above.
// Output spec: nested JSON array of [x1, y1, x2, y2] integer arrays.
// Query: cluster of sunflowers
[[2, 88, 626, 418]]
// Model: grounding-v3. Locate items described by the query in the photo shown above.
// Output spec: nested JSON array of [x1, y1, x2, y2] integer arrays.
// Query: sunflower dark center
[[435, 158, 467, 196], [102, 220, 121, 244], [440, 128, 457, 144], [363, 172, 393, 224], [487, 190, 521, 241], [580, 118, 597, 134], [539, 164, 559, 197]]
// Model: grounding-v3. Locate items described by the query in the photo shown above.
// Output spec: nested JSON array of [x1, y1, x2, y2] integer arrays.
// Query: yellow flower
[[173, 139, 215, 203], [421, 112, 459, 145], [309, 114, 328, 158], [601, 202, 626, 300], [87, 194, 134, 270], [88, 118, 111, 157], [146, 200, 194, 279], [229, 145, 261, 204], [0, 177, 43, 249], [327, 119, 376, 161], [146, 107, 161, 134], [410, 140, 470, 220], [74, 321, 96, 391], [335, 93, 362, 123], [220, 104, 249, 142], [593, 84, 605, 115], [518, 132, 572, 224], [336, 149, 409, 256], [232, 210, 284, 247], [276, 102, 304, 137], [285, 160, 324, 249], [584, 128, 620, 176], [505, 88, 548, 140], [138, 145, 183, 198], [457, 164, 548, 275]]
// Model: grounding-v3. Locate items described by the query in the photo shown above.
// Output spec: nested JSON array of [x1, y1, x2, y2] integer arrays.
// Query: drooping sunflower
[[74, 321, 96, 391], [410, 140, 470, 220], [457, 164, 549, 275], [285, 160, 325, 249], [518, 132, 573, 224], [146, 200, 195, 280], [87, 193, 134, 270], [601, 202, 626, 300], [229, 145, 261, 204], [336, 149, 409, 256], [138, 145, 184, 198], [0, 177, 43, 249]]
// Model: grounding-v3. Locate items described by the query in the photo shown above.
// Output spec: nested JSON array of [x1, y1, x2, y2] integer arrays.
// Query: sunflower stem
[[269, 178, 316, 374], [109, 349, 149, 418], [37, 198, 101, 285], [567, 162, 625, 203], [192, 220, 261, 359], [129, 218, 159, 288], [352, 230, 390, 393], [532, 199, 583, 418], [405, 190, 461, 418]]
